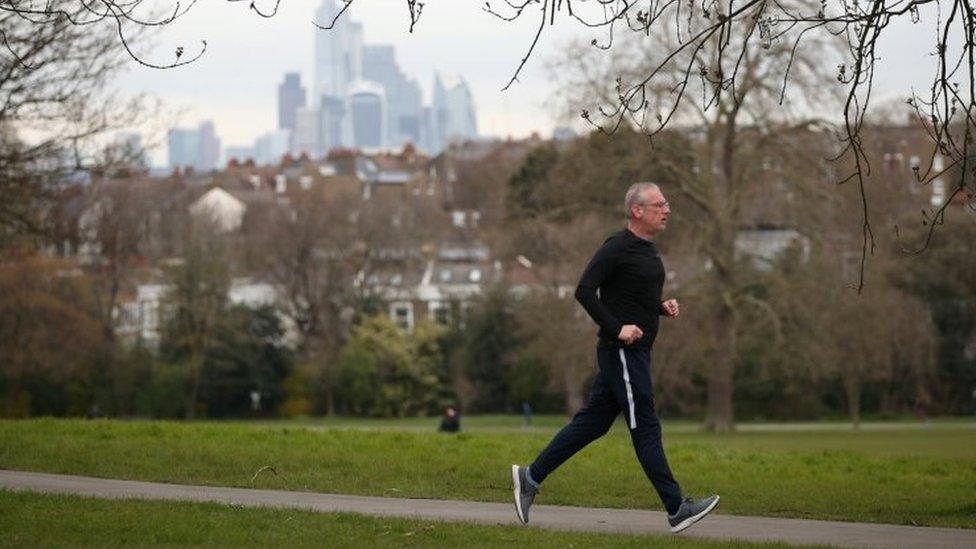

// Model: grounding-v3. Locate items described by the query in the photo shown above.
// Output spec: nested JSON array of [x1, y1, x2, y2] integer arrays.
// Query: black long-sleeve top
[[574, 228, 667, 348]]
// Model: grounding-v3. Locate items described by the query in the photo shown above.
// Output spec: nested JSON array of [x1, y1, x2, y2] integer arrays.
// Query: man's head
[[625, 182, 670, 237]]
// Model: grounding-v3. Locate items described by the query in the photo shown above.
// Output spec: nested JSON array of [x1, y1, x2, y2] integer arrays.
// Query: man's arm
[[574, 238, 624, 337]]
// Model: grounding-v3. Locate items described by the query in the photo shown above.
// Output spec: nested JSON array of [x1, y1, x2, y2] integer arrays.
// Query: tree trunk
[[185, 354, 203, 420], [844, 374, 861, 430], [705, 302, 736, 432], [563, 363, 584, 415]]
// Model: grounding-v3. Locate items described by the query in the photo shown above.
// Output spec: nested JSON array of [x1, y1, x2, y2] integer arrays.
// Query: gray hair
[[624, 182, 660, 218]]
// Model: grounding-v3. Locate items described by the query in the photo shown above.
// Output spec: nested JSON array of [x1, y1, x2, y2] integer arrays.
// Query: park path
[[2, 469, 973, 548]]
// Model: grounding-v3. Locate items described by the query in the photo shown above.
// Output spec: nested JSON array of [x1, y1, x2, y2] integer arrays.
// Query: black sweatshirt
[[574, 228, 666, 348]]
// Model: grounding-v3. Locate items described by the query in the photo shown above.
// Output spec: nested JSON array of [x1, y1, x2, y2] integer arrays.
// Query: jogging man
[[511, 182, 719, 534]]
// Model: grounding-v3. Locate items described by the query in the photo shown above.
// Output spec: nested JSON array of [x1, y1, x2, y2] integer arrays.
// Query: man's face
[[633, 188, 671, 235]]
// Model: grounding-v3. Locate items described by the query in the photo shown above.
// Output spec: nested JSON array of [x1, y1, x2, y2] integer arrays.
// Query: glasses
[[640, 200, 670, 209]]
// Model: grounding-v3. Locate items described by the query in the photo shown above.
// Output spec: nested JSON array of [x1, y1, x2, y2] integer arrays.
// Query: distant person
[[86, 403, 101, 419], [439, 405, 460, 433], [522, 401, 533, 427], [511, 182, 719, 534], [914, 388, 930, 423]]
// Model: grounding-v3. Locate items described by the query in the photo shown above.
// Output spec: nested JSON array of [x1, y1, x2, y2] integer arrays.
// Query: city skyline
[[163, 1, 481, 168], [121, 2, 941, 167]]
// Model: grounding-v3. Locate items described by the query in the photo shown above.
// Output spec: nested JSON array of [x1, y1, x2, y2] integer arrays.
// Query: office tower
[[348, 82, 386, 149], [167, 121, 221, 171], [278, 73, 306, 131], [168, 128, 199, 170], [432, 73, 478, 152], [314, 0, 363, 148], [198, 121, 221, 171], [319, 96, 346, 154], [362, 45, 423, 148], [255, 129, 292, 165], [293, 107, 321, 157], [420, 105, 436, 154]]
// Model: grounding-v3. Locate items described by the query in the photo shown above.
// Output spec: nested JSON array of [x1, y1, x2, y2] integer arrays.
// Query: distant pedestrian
[[86, 403, 101, 419], [522, 402, 533, 427], [439, 405, 460, 433], [511, 182, 719, 534], [250, 390, 262, 414]]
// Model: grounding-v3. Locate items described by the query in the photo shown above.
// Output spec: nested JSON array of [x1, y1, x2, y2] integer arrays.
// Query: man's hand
[[618, 324, 644, 345], [661, 298, 680, 318]]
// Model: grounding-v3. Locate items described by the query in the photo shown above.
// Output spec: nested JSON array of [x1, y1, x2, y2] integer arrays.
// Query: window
[[468, 269, 482, 283], [389, 301, 414, 331], [140, 299, 159, 330], [428, 301, 451, 325], [451, 211, 466, 228]]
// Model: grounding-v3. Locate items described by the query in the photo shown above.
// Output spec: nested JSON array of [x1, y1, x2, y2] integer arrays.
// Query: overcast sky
[[117, 1, 945, 166]]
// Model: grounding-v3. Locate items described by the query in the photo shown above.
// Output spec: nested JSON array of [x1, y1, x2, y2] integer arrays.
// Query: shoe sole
[[670, 495, 720, 534], [511, 464, 528, 524]]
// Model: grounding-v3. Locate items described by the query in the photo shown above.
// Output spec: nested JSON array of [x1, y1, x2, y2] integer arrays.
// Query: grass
[[1, 418, 974, 529], [0, 490, 815, 548]]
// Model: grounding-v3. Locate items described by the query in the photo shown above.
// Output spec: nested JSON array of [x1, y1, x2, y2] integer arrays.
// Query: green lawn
[[0, 490, 814, 548], [1, 418, 974, 529]]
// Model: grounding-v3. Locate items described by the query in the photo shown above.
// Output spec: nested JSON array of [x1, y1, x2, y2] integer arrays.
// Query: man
[[511, 182, 719, 534]]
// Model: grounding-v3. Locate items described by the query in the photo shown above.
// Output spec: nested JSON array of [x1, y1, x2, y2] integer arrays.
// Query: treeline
[[2, 126, 975, 422], [2, 232, 973, 421]]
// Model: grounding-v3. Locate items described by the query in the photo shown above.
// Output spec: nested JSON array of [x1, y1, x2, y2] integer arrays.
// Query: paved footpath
[[2, 469, 974, 548]]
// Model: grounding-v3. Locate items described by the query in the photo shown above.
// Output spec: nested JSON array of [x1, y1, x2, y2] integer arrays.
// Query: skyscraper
[[431, 74, 478, 152], [307, 2, 477, 155], [362, 45, 423, 148], [319, 96, 346, 153], [348, 81, 386, 149], [168, 128, 200, 170], [168, 121, 220, 171], [277, 73, 306, 131], [314, 0, 362, 102], [255, 129, 291, 165], [292, 107, 321, 157], [198, 121, 221, 171]]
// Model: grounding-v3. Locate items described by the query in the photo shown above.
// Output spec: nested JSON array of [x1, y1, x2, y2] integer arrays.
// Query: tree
[[895, 218, 976, 414], [197, 305, 293, 418], [547, 20, 839, 430], [0, 4, 152, 243], [507, 144, 559, 218], [0, 254, 109, 416], [159, 221, 230, 419], [461, 284, 520, 412], [532, 0, 973, 276], [335, 315, 445, 417], [513, 291, 593, 414], [251, 175, 433, 414]]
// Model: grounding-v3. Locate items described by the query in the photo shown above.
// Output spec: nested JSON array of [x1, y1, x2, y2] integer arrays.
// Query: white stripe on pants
[[619, 348, 637, 430]]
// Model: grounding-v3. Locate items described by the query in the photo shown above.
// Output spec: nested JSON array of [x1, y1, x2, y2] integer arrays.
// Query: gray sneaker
[[668, 495, 720, 533], [511, 464, 538, 524]]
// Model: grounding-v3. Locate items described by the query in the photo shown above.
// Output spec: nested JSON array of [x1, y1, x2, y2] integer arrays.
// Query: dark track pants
[[528, 345, 683, 514]]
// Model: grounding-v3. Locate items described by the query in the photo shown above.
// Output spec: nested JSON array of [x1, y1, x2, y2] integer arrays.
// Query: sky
[[115, 1, 946, 166]]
